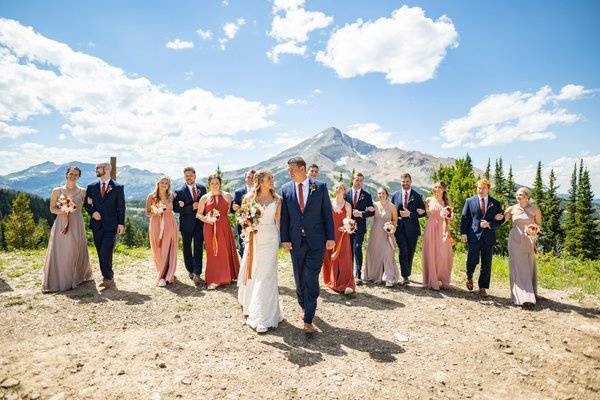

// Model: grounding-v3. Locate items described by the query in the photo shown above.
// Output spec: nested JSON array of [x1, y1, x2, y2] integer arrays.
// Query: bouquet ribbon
[[212, 221, 218, 257], [244, 230, 256, 284], [61, 212, 70, 235], [330, 231, 347, 262], [158, 214, 165, 241], [443, 218, 456, 246]]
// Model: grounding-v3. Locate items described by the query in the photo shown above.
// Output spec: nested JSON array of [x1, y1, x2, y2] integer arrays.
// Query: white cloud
[[316, 5, 458, 84], [87, 41, 95, 48], [196, 28, 213, 40], [441, 85, 590, 148], [514, 154, 600, 195], [219, 18, 245, 50], [346, 123, 395, 148], [0, 121, 37, 139], [267, 41, 306, 63], [165, 38, 194, 50], [312, 88, 321, 95], [222, 0, 229, 6], [0, 18, 276, 175], [184, 71, 194, 80], [58, 133, 67, 140], [267, 0, 333, 63], [285, 98, 308, 105]]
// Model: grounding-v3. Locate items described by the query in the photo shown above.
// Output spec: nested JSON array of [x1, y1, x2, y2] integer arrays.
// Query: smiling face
[[209, 177, 221, 192], [65, 167, 80, 183], [287, 162, 306, 183], [95, 164, 106, 178], [158, 178, 170, 193], [261, 172, 274, 191], [401, 176, 412, 191], [433, 183, 444, 198], [245, 171, 255, 187], [308, 167, 319, 179], [184, 170, 196, 185], [335, 184, 346, 197], [477, 183, 490, 197], [353, 175, 364, 189], [377, 189, 388, 201]]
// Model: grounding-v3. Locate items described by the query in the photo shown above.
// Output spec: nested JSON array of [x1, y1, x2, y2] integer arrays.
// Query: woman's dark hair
[[207, 174, 222, 186], [66, 165, 82, 178]]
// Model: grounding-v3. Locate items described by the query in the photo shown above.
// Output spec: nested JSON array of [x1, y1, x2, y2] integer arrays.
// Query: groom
[[280, 157, 335, 334], [84, 162, 125, 289]]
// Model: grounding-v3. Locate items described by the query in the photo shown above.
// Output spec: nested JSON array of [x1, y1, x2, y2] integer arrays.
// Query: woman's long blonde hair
[[249, 169, 279, 203], [151, 176, 174, 201]]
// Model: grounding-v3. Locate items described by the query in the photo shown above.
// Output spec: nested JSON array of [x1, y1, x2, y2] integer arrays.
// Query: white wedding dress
[[237, 200, 284, 332]]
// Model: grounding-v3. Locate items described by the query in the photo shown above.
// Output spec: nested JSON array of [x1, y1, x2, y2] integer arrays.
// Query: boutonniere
[[105, 185, 113, 194], [309, 183, 317, 193], [87, 197, 93, 206], [409, 196, 414, 203], [359, 194, 365, 201]]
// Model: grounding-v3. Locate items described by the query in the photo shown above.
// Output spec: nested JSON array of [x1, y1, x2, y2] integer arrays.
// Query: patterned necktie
[[192, 186, 197, 201], [353, 190, 358, 208], [101, 182, 107, 198], [480, 197, 485, 216], [403, 191, 408, 209], [298, 183, 305, 212]]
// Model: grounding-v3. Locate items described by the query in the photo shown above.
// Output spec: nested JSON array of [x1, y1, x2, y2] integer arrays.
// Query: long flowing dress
[[203, 194, 240, 286], [508, 206, 538, 305], [148, 197, 178, 284], [43, 186, 92, 292], [237, 201, 284, 330], [322, 203, 355, 292], [364, 202, 398, 284], [422, 198, 453, 289]]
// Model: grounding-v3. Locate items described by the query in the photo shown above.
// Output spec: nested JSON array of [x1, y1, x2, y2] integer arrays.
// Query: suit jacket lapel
[[183, 185, 192, 202], [304, 181, 316, 211]]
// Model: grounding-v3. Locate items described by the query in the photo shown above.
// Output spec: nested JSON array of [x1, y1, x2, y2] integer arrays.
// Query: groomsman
[[460, 179, 505, 297], [345, 172, 374, 284], [391, 173, 426, 285], [231, 169, 256, 257], [307, 164, 319, 179], [173, 167, 206, 285], [84, 162, 125, 289]]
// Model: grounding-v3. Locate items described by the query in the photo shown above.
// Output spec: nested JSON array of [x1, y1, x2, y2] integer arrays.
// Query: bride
[[237, 169, 284, 333]]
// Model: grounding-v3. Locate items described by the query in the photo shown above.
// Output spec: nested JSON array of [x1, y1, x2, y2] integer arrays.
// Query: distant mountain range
[[0, 127, 477, 200]]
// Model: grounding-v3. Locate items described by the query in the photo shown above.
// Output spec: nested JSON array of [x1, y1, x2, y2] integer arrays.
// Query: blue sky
[[0, 0, 599, 193]]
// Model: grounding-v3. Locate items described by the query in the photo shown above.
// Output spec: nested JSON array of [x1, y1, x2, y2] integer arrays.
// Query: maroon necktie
[[353, 190, 358, 208], [480, 197, 485, 216], [101, 182, 107, 198], [298, 183, 305, 212], [192, 186, 197, 201], [403, 191, 408, 209]]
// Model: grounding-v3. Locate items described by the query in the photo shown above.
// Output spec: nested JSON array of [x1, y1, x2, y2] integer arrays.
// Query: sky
[[0, 0, 599, 194]]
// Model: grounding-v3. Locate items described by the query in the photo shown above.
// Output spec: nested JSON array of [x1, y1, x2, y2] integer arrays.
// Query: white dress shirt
[[295, 178, 310, 207]]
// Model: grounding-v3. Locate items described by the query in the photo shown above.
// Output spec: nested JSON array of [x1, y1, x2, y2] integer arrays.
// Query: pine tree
[[532, 161, 544, 207], [0, 219, 5, 251], [484, 158, 491, 180], [338, 172, 343, 182], [540, 169, 563, 255], [493, 158, 506, 203], [573, 167, 599, 259], [505, 165, 517, 201], [563, 163, 579, 255], [4, 192, 38, 250], [34, 218, 50, 248], [348, 168, 356, 187], [447, 156, 477, 245], [122, 217, 138, 247]]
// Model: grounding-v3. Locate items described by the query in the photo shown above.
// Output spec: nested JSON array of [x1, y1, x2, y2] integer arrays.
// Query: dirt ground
[[0, 250, 599, 400]]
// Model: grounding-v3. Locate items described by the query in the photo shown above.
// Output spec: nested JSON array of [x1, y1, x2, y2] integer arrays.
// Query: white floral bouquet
[[339, 217, 357, 234], [57, 194, 76, 234], [525, 223, 540, 240], [440, 205, 453, 219], [237, 200, 262, 240], [205, 208, 221, 224], [150, 199, 167, 215], [383, 221, 396, 235]]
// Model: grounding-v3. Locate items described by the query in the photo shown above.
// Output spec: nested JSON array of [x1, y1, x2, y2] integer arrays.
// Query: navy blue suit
[[173, 183, 207, 276], [344, 188, 374, 279], [231, 186, 249, 257], [84, 180, 125, 280], [390, 189, 426, 279], [280, 179, 335, 324], [460, 195, 504, 289]]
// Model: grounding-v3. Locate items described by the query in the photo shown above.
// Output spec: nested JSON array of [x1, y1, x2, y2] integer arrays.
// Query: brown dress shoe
[[192, 274, 201, 286], [99, 278, 113, 288], [303, 323, 317, 334], [478, 288, 488, 297], [466, 278, 474, 291]]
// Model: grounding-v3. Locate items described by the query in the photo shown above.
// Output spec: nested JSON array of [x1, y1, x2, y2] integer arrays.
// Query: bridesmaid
[[145, 176, 178, 287], [504, 187, 542, 309], [43, 166, 92, 292], [422, 181, 454, 290], [197, 174, 240, 290], [364, 187, 399, 287], [322, 182, 356, 295]]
